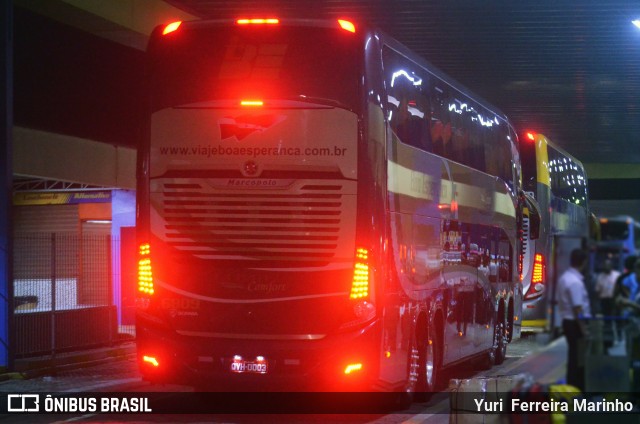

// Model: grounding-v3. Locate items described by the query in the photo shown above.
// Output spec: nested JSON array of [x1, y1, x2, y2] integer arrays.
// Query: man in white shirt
[[557, 249, 591, 390], [595, 260, 620, 316]]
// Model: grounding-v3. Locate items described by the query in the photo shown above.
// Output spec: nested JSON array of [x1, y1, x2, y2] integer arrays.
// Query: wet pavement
[[0, 334, 568, 423], [0, 334, 553, 394]]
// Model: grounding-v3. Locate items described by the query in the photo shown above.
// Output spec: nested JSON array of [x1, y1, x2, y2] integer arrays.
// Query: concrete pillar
[[0, 0, 14, 371]]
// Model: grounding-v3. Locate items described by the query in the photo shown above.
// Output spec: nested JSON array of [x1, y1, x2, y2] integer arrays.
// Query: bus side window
[[430, 86, 450, 158], [498, 232, 513, 283], [383, 51, 432, 152]]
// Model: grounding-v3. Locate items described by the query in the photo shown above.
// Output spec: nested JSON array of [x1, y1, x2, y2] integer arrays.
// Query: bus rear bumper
[[135, 316, 381, 391]]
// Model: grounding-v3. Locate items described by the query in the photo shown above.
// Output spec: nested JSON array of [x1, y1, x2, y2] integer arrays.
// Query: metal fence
[[13, 232, 119, 358]]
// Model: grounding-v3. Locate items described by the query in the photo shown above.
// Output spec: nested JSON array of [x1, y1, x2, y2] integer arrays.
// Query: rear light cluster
[[341, 247, 376, 332], [350, 248, 369, 299], [524, 253, 546, 300], [532, 254, 544, 283], [138, 243, 154, 295]]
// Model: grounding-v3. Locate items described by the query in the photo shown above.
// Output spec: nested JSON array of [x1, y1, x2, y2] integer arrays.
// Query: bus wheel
[[397, 337, 420, 409], [494, 321, 508, 365], [479, 344, 495, 370], [407, 337, 420, 393], [416, 323, 440, 401]]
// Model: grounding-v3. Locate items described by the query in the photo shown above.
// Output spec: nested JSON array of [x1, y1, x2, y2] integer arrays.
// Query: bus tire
[[416, 319, 440, 401], [478, 346, 495, 370], [507, 301, 514, 342], [396, 335, 420, 409], [494, 320, 508, 365]]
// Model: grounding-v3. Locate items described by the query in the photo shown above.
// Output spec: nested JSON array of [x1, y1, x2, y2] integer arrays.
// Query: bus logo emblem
[[243, 161, 259, 176], [219, 114, 285, 141]]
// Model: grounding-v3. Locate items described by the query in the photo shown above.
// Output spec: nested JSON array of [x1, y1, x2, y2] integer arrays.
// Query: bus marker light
[[237, 18, 279, 25], [143, 355, 159, 367], [385, 351, 391, 358], [526, 132, 535, 141], [162, 21, 182, 36], [338, 19, 356, 33], [240, 100, 264, 107], [344, 363, 363, 374]]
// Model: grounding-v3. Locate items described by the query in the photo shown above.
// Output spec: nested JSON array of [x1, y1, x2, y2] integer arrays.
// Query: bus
[[595, 216, 640, 272], [519, 132, 591, 331], [135, 17, 526, 396]]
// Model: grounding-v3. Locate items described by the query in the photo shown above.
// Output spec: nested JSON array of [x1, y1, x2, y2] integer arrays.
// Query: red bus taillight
[[341, 247, 376, 330], [138, 243, 154, 296], [525, 254, 546, 300]]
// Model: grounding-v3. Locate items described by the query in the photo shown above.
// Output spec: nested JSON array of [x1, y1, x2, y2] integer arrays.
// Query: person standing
[[616, 260, 640, 315], [614, 255, 638, 317], [595, 260, 620, 316], [557, 249, 591, 390]]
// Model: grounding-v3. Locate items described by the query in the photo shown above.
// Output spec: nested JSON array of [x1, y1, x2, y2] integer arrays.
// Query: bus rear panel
[[136, 19, 378, 391]]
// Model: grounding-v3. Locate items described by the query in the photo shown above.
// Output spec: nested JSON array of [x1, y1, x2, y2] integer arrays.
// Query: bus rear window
[[148, 24, 361, 112]]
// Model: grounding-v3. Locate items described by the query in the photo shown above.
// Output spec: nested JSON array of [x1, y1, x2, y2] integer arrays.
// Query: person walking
[[557, 249, 591, 390], [595, 260, 620, 316]]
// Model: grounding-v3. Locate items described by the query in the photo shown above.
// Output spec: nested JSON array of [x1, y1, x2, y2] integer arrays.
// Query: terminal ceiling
[[166, 0, 640, 164]]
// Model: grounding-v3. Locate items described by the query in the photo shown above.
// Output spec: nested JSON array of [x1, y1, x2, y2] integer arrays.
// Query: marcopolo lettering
[[227, 179, 278, 187]]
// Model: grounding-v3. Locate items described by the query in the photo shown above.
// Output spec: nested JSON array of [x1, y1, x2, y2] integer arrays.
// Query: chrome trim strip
[[175, 331, 326, 340], [157, 280, 348, 304]]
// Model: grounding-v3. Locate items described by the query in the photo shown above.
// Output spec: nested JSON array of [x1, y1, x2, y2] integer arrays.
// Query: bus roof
[[525, 132, 584, 169]]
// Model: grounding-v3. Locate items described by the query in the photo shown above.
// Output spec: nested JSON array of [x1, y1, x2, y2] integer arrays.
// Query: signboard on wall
[[13, 191, 112, 206]]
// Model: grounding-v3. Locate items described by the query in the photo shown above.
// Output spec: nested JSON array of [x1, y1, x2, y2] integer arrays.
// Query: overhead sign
[[13, 191, 112, 206]]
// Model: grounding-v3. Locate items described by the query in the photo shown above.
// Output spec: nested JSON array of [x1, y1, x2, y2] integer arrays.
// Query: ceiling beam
[[15, 0, 197, 50]]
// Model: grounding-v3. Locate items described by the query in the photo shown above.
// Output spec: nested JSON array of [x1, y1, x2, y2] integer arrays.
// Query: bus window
[[547, 145, 587, 206], [383, 47, 432, 152], [149, 26, 361, 113]]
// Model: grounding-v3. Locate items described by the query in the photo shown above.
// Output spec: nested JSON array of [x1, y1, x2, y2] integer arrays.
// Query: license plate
[[230, 356, 268, 374]]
